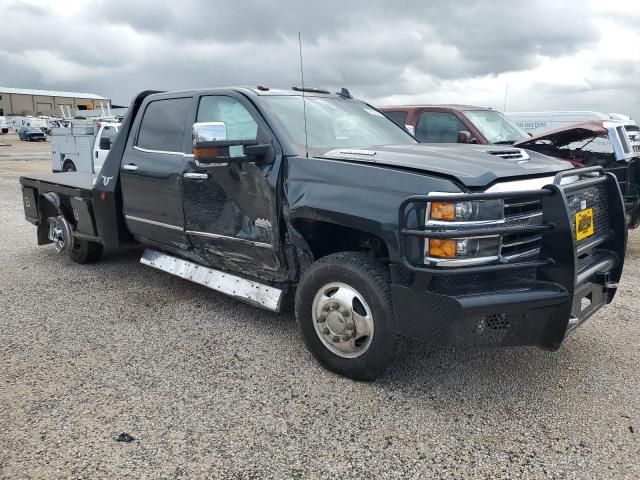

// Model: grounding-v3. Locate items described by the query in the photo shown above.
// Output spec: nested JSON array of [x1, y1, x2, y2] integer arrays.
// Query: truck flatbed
[[20, 173, 96, 198]]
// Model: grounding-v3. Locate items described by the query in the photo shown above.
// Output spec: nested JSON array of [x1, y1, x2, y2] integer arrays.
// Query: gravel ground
[[1, 162, 639, 479]]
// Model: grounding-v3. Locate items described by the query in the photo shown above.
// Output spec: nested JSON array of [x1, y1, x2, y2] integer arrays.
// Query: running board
[[140, 249, 283, 312]]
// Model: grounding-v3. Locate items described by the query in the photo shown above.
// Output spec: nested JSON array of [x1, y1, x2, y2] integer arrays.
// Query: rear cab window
[[136, 97, 192, 152]]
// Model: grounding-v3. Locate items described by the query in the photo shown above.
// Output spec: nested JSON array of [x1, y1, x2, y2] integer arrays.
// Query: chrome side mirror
[[192, 121, 227, 145]]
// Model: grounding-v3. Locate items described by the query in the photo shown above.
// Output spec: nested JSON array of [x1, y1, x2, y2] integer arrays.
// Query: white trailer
[[50, 119, 120, 173]]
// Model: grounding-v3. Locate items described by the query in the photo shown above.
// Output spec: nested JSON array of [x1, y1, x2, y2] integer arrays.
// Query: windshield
[[260, 96, 416, 155], [463, 110, 528, 144]]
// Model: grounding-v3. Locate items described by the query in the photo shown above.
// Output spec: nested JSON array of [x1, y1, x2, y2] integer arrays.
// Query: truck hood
[[513, 120, 637, 162], [513, 121, 608, 147], [320, 144, 573, 188]]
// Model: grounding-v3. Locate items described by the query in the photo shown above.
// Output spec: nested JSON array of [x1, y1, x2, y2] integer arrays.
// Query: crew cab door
[[182, 93, 284, 279], [120, 96, 193, 249]]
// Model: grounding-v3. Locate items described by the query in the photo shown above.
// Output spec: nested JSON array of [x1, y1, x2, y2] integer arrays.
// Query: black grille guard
[[398, 166, 627, 285]]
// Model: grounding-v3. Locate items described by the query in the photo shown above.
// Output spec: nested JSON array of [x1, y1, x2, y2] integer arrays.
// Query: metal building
[[0, 87, 111, 117]]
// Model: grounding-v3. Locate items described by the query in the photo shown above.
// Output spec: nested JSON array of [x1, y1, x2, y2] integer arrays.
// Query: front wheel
[[295, 252, 398, 381]]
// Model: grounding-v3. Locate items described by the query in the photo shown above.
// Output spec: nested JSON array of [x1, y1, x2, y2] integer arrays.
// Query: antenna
[[499, 83, 509, 140], [502, 83, 509, 112], [298, 32, 309, 158]]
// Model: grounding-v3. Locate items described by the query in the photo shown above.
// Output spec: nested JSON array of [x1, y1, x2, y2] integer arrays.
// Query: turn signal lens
[[430, 202, 455, 221], [428, 239, 457, 258]]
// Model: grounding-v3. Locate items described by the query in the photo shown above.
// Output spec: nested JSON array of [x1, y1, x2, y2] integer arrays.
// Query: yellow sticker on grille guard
[[575, 208, 594, 241]]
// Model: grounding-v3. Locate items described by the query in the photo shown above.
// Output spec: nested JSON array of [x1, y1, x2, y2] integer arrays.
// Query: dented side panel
[[284, 156, 461, 262]]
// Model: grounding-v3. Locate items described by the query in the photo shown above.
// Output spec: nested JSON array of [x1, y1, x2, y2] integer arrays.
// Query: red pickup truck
[[379, 105, 528, 145]]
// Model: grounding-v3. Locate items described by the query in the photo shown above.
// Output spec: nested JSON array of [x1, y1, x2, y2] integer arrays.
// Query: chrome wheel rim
[[311, 282, 374, 358]]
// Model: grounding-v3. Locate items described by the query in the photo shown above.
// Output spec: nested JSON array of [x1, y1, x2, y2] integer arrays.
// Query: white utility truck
[[50, 119, 120, 173]]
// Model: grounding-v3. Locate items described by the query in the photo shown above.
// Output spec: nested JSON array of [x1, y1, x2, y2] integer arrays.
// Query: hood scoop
[[483, 148, 530, 163]]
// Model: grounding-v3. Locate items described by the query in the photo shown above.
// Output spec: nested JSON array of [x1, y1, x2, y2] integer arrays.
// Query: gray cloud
[[0, 0, 637, 120]]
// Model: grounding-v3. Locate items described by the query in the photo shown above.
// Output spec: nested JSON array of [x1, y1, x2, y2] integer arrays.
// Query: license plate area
[[575, 208, 594, 241]]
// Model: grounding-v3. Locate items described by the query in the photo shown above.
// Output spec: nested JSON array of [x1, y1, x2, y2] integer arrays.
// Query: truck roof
[[145, 86, 346, 99]]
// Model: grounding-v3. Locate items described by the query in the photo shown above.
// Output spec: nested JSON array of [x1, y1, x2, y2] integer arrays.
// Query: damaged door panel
[[182, 93, 285, 279]]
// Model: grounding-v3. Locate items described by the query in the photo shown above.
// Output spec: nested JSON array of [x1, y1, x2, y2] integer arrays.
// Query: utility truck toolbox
[[18, 87, 627, 381]]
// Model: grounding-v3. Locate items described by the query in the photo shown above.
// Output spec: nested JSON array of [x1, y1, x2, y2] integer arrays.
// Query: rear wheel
[[69, 239, 103, 264], [295, 252, 397, 381], [63, 161, 77, 172]]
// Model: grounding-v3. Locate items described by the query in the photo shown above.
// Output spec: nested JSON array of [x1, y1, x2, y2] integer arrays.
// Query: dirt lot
[[0, 155, 639, 479], [0, 132, 51, 176]]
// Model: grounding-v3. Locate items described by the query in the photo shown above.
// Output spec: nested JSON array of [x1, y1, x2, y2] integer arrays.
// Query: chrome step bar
[[140, 249, 283, 312]]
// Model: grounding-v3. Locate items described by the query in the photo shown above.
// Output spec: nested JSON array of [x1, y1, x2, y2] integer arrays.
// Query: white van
[[0, 116, 9, 134], [505, 111, 636, 135]]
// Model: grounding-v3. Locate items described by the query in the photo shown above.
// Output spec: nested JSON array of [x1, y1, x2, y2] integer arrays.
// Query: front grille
[[501, 197, 543, 261]]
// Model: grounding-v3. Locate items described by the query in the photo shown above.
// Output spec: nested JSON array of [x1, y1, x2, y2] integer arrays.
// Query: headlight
[[429, 199, 503, 222], [428, 237, 501, 260], [425, 198, 504, 265]]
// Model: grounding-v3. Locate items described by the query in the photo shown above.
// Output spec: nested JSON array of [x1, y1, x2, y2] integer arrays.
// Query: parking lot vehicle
[[50, 119, 120, 173], [18, 126, 46, 142], [19, 88, 626, 380], [13, 115, 49, 133], [379, 105, 528, 145], [0, 116, 9, 134], [506, 111, 637, 136], [514, 120, 640, 228]]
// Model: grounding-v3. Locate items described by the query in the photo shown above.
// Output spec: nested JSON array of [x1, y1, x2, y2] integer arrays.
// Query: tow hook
[[594, 271, 619, 291], [47, 215, 74, 253]]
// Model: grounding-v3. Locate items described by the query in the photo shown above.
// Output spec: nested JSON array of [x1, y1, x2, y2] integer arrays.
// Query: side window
[[137, 97, 192, 152], [416, 112, 466, 143], [384, 111, 408, 127], [197, 96, 258, 141]]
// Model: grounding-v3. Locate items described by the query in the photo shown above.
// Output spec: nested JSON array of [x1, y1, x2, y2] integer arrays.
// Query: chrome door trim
[[122, 164, 139, 172], [133, 145, 186, 156], [186, 230, 272, 249], [125, 214, 183, 231]]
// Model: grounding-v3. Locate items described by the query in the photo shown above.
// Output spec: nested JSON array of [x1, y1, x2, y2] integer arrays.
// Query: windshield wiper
[[493, 140, 515, 145]]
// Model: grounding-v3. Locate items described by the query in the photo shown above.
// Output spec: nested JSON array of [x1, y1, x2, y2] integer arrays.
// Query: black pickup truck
[[19, 87, 627, 380]]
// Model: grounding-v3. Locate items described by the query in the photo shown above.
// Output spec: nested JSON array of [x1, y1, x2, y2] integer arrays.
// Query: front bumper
[[393, 167, 626, 349]]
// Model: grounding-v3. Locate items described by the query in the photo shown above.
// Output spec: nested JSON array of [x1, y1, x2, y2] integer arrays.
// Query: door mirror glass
[[192, 121, 227, 144], [99, 137, 112, 150]]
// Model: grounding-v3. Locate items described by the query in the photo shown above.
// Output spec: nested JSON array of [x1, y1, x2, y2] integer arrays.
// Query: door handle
[[95, 151, 98, 158], [183, 172, 208, 180], [123, 164, 138, 172]]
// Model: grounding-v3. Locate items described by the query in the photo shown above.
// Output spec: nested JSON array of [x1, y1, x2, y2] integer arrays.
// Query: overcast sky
[[1, 0, 638, 119]]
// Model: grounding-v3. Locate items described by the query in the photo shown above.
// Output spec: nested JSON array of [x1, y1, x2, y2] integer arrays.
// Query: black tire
[[63, 161, 77, 172], [69, 239, 103, 264], [295, 252, 397, 381]]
